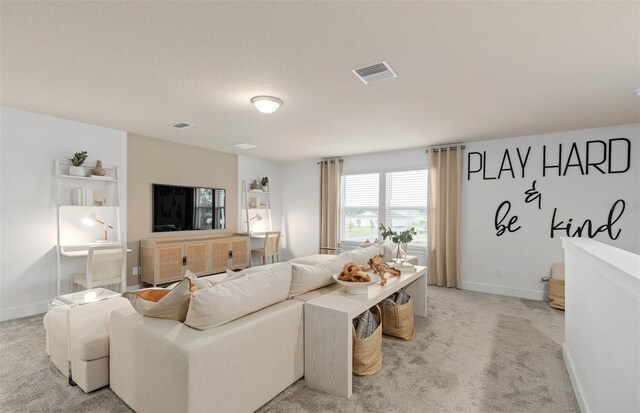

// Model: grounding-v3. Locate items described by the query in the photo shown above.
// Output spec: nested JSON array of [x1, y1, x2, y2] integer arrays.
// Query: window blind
[[340, 173, 379, 242], [384, 170, 428, 245]]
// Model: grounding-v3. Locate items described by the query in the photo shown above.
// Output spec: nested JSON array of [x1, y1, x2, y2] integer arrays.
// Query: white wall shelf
[[54, 159, 122, 295], [241, 180, 272, 233]]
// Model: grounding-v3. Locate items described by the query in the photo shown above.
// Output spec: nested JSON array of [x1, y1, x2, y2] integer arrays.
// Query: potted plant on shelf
[[261, 176, 269, 192], [379, 223, 417, 263], [68, 151, 88, 176]]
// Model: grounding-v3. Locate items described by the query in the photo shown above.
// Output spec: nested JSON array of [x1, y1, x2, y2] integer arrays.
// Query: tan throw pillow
[[184, 267, 292, 330], [123, 277, 197, 321], [288, 253, 351, 298]]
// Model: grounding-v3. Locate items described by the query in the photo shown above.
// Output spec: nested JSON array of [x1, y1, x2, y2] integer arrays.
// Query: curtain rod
[[425, 145, 466, 153], [317, 159, 344, 165]]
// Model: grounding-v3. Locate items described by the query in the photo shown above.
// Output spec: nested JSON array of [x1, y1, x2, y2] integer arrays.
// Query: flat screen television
[[152, 184, 226, 232]]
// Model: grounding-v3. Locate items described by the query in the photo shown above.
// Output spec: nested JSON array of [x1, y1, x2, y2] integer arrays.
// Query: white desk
[[60, 243, 131, 257], [304, 266, 427, 398]]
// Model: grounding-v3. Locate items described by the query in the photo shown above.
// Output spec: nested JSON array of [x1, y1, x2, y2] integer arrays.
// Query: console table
[[304, 266, 427, 398]]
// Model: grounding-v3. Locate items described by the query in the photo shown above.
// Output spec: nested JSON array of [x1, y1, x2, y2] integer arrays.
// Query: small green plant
[[379, 223, 417, 244], [261, 176, 269, 186], [69, 151, 88, 167], [379, 223, 417, 262]]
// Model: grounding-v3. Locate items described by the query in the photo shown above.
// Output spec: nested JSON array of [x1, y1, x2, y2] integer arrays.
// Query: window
[[385, 170, 428, 245], [339, 169, 428, 246], [194, 188, 213, 230], [340, 173, 379, 242]]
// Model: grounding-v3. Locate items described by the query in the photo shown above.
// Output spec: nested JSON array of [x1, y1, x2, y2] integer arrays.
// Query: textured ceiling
[[1, 1, 639, 162]]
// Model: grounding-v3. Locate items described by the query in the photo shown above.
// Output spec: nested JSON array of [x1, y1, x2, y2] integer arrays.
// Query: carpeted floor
[[0, 287, 578, 413]]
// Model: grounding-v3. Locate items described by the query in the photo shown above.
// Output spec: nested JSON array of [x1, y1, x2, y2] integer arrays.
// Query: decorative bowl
[[333, 273, 381, 295]]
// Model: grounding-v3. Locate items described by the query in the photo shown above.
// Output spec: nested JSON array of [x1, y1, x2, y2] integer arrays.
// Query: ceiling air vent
[[352, 61, 397, 84], [172, 122, 198, 129]]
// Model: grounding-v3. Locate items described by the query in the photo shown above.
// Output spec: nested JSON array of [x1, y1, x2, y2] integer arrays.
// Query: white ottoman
[[44, 292, 131, 393]]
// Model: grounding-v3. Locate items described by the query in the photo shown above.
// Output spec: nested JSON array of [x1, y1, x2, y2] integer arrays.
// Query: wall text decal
[[468, 138, 631, 181]]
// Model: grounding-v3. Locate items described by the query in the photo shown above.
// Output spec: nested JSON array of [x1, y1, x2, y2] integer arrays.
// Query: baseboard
[[562, 343, 590, 413], [460, 281, 545, 301], [0, 301, 49, 322], [126, 284, 141, 291]]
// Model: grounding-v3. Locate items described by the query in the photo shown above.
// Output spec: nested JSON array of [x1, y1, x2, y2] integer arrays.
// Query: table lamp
[[82, 214, 114, 242]]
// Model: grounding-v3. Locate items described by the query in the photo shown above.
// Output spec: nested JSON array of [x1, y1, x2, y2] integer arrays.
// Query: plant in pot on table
[[379, 223, 417, 264], [69, 151, 88, 176]]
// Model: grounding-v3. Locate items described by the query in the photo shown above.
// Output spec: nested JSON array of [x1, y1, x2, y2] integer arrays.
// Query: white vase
[[68, 165, 85, 177], [262, 185, 269, 192]]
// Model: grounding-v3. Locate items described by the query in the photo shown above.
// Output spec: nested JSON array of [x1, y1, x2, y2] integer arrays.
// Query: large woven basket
[[352, 305, 382, 376], [542, 263, 565, 310], [382, 296, 415, 340], [547, 278, 565, 310]]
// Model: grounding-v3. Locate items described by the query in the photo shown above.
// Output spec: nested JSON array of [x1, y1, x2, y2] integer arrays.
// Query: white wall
[[281, 161, 320, 260], [460, 124, 640, 300], [562, 238, 639, 413], [0, 107, 127, 321]]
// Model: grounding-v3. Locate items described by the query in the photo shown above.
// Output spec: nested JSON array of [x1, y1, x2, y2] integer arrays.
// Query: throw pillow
[[288, 253, 351, 297], [123, 277, 197, 321], [381, 240, 403, 262], [350, 244, 384, 268], [184, 267, 292, 330]]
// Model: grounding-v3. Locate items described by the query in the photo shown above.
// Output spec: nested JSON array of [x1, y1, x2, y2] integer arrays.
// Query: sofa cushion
[[184, 266, 292, 330], [231, 261, 291, 277], [123, 277, 197, 322], [350, 244, 384, 268], [288, 253, 351, 298], [289, 254, 336, 266], [292, 283, 344, 302], [381, 240, 405, 262]]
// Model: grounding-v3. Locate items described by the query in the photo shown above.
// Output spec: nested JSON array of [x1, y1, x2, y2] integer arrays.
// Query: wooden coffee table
[[304, 266, 427, 398]]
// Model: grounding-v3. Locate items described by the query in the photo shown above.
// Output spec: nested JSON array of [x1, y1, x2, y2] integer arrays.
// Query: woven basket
[[542, 263, 565, 310], [352, 305, 382, 376], [382, 296, 415, 340], [547, 278, 565, 310]]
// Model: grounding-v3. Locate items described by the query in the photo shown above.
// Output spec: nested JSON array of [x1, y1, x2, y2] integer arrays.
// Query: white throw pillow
[[184, 267, 292, 330], [288, 253, 351, 298], [381, 240, 403, 262], [228, 261, 291, 278], [350, 244, 384, 268]]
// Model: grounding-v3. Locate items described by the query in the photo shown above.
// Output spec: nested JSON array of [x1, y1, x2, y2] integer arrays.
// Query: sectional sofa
[[110, 244, 407, 412], [44, 242, 408, 412]]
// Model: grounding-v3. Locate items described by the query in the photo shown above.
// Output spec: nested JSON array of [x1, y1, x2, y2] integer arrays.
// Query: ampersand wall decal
[[524, 180, 542, 210]]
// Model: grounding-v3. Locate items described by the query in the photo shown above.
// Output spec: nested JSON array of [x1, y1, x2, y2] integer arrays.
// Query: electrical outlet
[[496, 269, 502, 277], [132, 266, 139, 276]]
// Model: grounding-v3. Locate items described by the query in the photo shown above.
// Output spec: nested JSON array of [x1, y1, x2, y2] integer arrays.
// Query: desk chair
[[251, 231, 281, 265], [71, 245, 127, 293]]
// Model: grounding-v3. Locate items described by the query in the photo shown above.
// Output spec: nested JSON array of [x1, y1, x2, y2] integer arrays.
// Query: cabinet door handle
[[228, 251, 233, 258], [182, 256, 187, 266]]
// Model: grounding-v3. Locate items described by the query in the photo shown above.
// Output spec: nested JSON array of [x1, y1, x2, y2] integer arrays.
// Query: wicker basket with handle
[[541, 263, 565, 310], [382, 295, 415, 340], [352, 305, 382, 376]]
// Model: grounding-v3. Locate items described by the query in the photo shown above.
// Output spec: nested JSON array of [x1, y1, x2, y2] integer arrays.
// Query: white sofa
[[109, 254, 339, 412], [109, 245, 413, 412]]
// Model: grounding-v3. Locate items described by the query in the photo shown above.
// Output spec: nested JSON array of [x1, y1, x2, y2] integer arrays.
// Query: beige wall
[[127, 134, 238, 286]]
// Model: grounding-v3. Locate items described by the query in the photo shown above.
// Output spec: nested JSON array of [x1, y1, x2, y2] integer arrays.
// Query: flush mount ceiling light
[[251, 96, 282, 114], [635, 88, 640, 96], [232, 142, 258, 150]]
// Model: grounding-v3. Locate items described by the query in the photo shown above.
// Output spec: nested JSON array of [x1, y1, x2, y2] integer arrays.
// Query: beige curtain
[[319, 159, 342, 251], [427, 146, 462, 288]]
